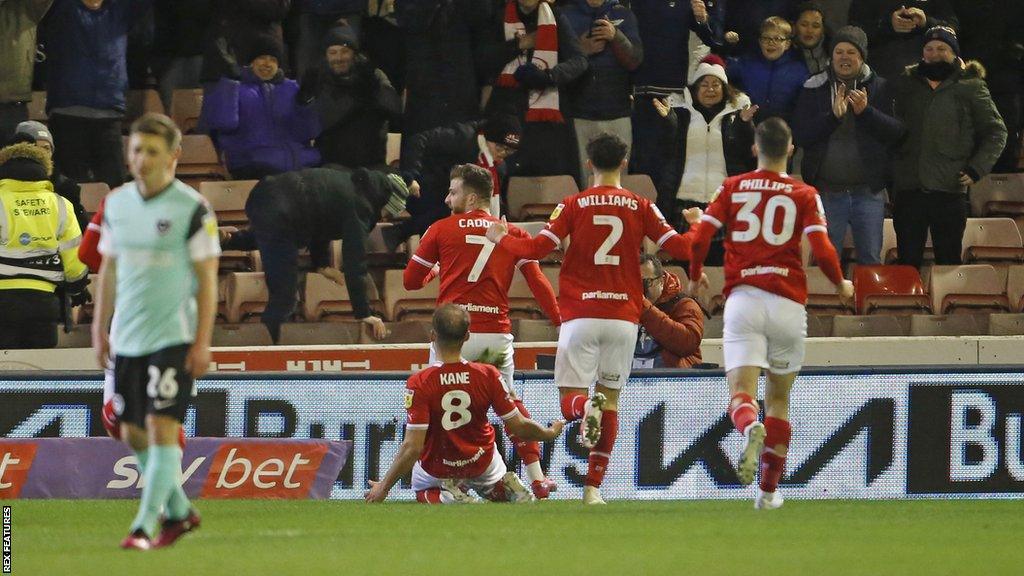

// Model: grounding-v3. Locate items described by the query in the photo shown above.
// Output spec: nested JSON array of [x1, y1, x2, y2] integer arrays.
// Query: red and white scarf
[[496, 0, 563, 123], [476, 135, 503, 216]]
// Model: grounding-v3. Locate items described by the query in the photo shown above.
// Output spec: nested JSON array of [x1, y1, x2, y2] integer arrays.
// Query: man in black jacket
[[222, 167, 417, 343]]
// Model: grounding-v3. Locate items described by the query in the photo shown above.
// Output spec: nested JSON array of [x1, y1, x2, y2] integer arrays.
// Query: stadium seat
[[28, 91, 47, 122], [961, 218, 1024, 264], [170, 88, 204, 134], [853, 265, 931, 315], [386, 132, 401, 165], [1007, 265, 1024, 311], [909, 314, 986, 337], [988, 313, 1024, 336], [383, 268, 438, 321], [303, 272, 382, 321], [806, 267, 854, 314], [513, 318, 558, 342], [218, 250, 258, 274], [361, 320, 432, 344], [698, 267, 725, 316], [213, 323, 273, 346], [224, 272, 269, 323], [831, 315, 908, 337], [621, 174, 657, 202], [929, 265, 1009, 315], [703, 315, 723, 339], [178, 135, 228, 187], [279, 322, 361, 345], [513, 221, 562, 263], [969, 173, 1024, 217], [199, 179, 256, 225], [507, 175, 578, 221], [79, 182, 111, 214], [124, 89, 165, 130]]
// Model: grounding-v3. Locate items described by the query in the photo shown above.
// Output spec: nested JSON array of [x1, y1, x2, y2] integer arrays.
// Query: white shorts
[[430, 332, 515, 387], [723, 285, 807, 374], [555, 318, 639, 390], [410, 445, 507, 491]]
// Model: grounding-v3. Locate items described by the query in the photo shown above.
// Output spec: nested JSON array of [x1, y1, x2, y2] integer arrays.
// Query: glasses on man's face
[[760, 35, 790, 45], [642, 276, 663, 290]]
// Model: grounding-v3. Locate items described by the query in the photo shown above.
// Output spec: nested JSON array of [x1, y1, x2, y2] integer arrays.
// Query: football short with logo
[[722, 285, 807, 374], [410, 446, 507, 492], [113, 343, 195, 427], [555, 318, 639, 390], [429, 332, 515, 388]]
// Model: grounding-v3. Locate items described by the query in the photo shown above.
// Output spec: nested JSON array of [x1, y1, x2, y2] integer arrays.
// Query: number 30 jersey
[[405, 360, 519, 479], [700, 170, 828, 304]]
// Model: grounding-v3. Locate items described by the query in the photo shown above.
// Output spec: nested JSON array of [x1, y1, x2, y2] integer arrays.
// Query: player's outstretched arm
[[366, 427, 427, 503], [520, 261, 560, 325], [487, 217, 560, 260], [504, 413, 565, 442], [806, 229, 854, 306]]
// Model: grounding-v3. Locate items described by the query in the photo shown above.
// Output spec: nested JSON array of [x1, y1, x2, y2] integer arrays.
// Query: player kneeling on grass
[[365, 304, 564, 504], [92, 113, 220, 549], [688, 118, 854, 509]]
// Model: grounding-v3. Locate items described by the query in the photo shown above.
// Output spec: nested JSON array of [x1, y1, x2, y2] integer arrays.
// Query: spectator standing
[[0, 0, 52, 138], [201, 35, 321, 179], [892, 27, 1007, 268], [294, 0, 364, 78], [850, 0, 958, 82], [151, 0, 213, 112], [793, 2, 829, 75], [634, 254, 704, 369], [792, 26, 904, 264], [43, 0, 151, 189], [721, 0, 796, 55], [652, 55, 756, 234], [298, 25, 401, 170], [202, 0, 291, 82], [727, 16, 809, 124], [483, 0, 588, 183], [952, 0, 1024, 174], [562, 0, 642, 185]]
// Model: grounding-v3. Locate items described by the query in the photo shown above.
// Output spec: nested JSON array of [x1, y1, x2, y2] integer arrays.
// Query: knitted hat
[[923, 26, 960, 57], [831, 25, 868, 60], [382, 172, 411, 217], [690, 54, 728, 86], [14, 121, 54, 149], [482, 115, 521, 149], [323, 24, 359, 51], [245, 33, 285, 64]]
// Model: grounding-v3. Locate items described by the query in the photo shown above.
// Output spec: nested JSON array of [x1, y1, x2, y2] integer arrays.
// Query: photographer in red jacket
[[634, 253, 704, 368]]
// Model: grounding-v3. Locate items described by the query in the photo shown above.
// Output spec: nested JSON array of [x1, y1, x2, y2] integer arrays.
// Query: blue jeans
[[818, 186, 886, 264]]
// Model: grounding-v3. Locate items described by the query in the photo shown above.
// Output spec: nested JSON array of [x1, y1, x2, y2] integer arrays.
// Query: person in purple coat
[[201, 34, 321, 180]]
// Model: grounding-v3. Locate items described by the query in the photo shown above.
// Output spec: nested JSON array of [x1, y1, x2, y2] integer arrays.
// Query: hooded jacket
[[636, 270, 704, 368], [792, 64, 905, 191], [892, 60, 1007, 194], [202, 66, 322, 175]]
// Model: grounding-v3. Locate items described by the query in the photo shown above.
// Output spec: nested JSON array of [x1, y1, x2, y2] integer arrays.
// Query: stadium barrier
[[2, 367, 1022, 500], [0, 438, 350, 500]]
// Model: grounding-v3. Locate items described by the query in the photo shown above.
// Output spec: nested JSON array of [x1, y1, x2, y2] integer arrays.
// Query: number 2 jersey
[[689, 170, 842, 304], [405, 360, 519, 479], [497, 186, 695, 323]]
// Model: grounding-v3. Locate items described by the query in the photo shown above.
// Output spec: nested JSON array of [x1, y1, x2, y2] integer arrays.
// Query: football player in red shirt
[[688, 118, 854, 509], [486, 133, 702, 504], [403, 163, 561, 498], [365, 304, 564, 504]]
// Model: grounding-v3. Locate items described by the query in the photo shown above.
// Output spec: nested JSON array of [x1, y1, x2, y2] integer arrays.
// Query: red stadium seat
[[929, 265, 1009, 315], [303, 272, 383, 322], [853, 265, 931, 315]]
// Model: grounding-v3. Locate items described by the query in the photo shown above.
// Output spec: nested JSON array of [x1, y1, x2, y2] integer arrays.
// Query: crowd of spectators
[[0, 0, 1020, 315]]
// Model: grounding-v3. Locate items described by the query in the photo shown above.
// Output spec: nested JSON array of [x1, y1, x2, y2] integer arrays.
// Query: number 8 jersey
[[699, 170, 829, 305], [405, 360, 520, 479]]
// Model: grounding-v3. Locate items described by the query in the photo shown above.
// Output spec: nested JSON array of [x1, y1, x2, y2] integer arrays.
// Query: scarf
[[476, 134, 502, 216], [496, 1, 563, 123]]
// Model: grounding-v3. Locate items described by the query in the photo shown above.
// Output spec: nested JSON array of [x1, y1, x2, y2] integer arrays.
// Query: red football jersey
[[701, 170, 828, 304], [405, 360, 519, 479], [411, 210, 536, 333], [540, 186, 680, 323]]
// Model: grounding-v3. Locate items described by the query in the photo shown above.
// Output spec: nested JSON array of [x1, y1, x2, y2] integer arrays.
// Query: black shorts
[[112, 344, 195, 427]]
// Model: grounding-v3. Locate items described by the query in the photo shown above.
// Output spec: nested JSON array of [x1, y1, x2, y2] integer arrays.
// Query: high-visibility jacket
[[0, 178, 88, 292]]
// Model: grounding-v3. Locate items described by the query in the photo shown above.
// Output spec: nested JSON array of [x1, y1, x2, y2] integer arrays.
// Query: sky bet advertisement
[[1, 369, 1023, 500]]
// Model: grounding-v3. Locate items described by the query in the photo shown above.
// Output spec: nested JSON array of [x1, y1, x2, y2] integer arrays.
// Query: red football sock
[[729, 392, 759, 434], [759, 417, 792, 493], [416, 488, 443, 504], [585, 410, 619, 488], [560, 392, 588, 421], [509, 400, 541, 465]]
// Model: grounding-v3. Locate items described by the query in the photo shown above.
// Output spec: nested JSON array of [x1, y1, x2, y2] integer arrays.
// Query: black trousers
[[0, 102, 29, 144], [48, 113, 126, 189], [0, 289, 60, 349], [892, 189, 968, 268]]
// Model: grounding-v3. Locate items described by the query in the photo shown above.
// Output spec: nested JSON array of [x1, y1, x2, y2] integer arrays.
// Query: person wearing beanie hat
[[651, 53, 756, 244], [13, 120, 89, 231], [889, 22, 1007, 268], [14, 120, 53, 152], [0, 141, 89, 349], [220, 167, 420, 343], [296, 23, 401, 170], [794, 2, 829, 75]]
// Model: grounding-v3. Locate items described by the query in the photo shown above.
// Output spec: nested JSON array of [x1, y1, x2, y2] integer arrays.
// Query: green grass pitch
[[8, 499, 1022, 575]]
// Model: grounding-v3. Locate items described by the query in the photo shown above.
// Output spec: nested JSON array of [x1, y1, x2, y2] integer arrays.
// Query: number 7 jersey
[[701, 170, 828, 304]]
